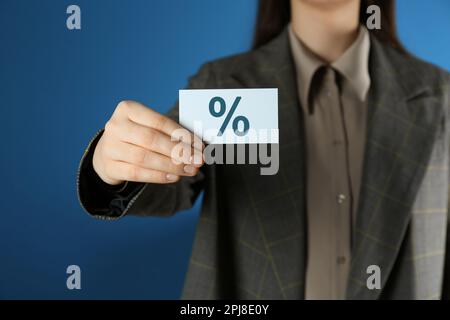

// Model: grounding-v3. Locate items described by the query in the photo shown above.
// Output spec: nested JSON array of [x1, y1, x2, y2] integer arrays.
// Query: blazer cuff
[[77, 129, 145, 220]]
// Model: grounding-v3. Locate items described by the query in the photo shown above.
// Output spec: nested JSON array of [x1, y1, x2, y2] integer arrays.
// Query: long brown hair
[[253, 0, 406, 53]]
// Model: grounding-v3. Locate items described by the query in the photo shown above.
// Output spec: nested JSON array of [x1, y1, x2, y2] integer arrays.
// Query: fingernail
[[193, 154, 203, 165], [189, 154, 202, 165], [192, 140, 204, 151], [166, 174, 179, 181], [184, 165, 196, 175]]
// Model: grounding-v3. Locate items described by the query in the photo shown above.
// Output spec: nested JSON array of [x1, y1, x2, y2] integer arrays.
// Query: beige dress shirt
[[288, 25, 371, 299]]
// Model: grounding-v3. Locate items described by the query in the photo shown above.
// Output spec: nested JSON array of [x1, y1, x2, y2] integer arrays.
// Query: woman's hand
[[92, 100, 203, 185]]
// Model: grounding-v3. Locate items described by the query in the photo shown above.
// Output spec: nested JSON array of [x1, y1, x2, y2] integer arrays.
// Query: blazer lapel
[[346, 37, 444, 299]]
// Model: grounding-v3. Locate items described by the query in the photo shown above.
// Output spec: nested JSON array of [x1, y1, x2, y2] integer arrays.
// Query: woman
[[78, 0, 450, 299]]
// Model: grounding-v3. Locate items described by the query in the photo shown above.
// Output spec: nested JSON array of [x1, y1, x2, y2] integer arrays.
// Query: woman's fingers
[[93, 100, 205, 186], [106, 119, 200, 165], [116, 100, 203, 150], [102, 140, 200, 177], [103, 160, 181, 184]]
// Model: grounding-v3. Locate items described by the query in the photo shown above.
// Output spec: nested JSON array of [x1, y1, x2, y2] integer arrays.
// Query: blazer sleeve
[[444, 181, 450, 299], [77, 63, 215, 220], [443, 74, 450, 299]]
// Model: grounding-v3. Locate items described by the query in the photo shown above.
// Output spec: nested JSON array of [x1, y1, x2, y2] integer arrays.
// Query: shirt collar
[[288, 24, 371, 113]]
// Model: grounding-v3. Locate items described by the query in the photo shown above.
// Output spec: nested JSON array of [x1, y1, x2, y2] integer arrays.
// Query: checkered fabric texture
[[80, 28, 450, 299]]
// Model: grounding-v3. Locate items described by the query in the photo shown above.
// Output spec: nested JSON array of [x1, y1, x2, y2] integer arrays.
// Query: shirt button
[[337, 194, 346, 204], [337, 256, 347, 264]]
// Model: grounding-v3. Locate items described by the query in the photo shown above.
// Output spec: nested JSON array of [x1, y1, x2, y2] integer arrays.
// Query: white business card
[[179, 88, 278, 144]]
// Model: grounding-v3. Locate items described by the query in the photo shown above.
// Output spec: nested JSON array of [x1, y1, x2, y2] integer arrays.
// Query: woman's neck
[[291, 0, 361, 63]]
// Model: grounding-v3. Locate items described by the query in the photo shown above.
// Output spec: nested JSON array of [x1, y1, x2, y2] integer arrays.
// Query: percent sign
[[209, 96, 250, 137]]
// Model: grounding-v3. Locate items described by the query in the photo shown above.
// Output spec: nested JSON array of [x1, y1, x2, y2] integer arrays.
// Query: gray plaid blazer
[[79, 28, 450, 299]]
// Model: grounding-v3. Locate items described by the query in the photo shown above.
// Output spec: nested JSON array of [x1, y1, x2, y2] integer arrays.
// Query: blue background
[[0, 0, 448, 299]]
